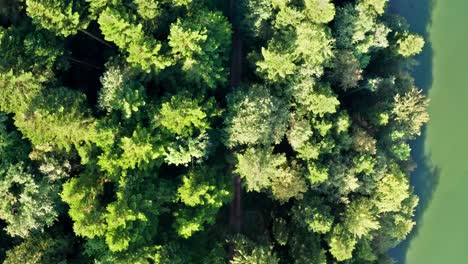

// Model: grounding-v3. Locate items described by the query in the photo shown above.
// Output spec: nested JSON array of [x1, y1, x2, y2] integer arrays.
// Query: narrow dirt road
[[228, 0, 243, 257]]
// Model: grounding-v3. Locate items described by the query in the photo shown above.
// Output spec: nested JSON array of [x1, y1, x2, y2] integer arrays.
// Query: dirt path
[[228, 0, 243, 258]]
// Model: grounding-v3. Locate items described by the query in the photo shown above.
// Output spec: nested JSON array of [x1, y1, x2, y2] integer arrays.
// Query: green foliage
[[98, 7, 171, 71], [359, 0, 389, 15], [334, 2, 390, 60], [118, 126, 164, 171], [292, 196, 334, 234], [331, 50, 363, 90], [63, 169, 174, 252], [307, 162, 329, 184], [26, 0, 89, 37], [397, 33, 424, 57], [231, 235, 279, 264], [61, 170, 107, 239], [174, 165, 231, 238], [272, 217, 289, 246], [169, 10, 231, 88], [373, 167, 411, 213], [133, 0, 161, 21], [343, 198, 380, 238], [303, 0, 335, 24], [96, 125, 164, 177], [379, 194, 417, 248], [157, 95, 210, 137], [0, 23, 66, 75], [0, 114, 30, 165], [99, 59, 147, 119], [0, 0, 428, 262], [4, 233, 74, 264], [302, 82, 340, 116], [103, 174, 172, 252], [224, 85, 289, 147], [235, 147, 285, 192], [0, 71, 43, 115], [295, 23, 334, 76], [0, 163, 58, 238], [328, 224, 357, 261], [392, 87, 430, 139], [154, 94, 217, 166], [257, 47, 296, 81], [240, 0, 274, 39], [14, 87, 96, 160], [288, 226, 327, 264], [84, 238, 165, 264], [235, 148, 307, 203]]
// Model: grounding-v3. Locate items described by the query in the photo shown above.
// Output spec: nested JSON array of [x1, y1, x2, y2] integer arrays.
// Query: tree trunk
[[69, 57, 101, 70], [79, 29, 112, 48]]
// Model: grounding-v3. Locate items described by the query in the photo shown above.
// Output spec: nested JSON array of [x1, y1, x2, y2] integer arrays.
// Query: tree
[[294, 23, 334, 76], [392, 87, 429, 139], [334, 2, 390, 63], [256, 47, 296, 81], [231, 235, 279, 264], [13, 87, 97, 161], [0, 113, 30, 166], [156, 94, 211, 137], [104, 173, 172, 252], [272, 217, 288, 246], [224, 85, 289, 147], [116, 126, 164, 171], [372, 166, 411, 213], [235, 147, 285, 192], [154, 94, 218, 166], [354, 239, 378, 262], [62, 169, 174, 253], [0, 71, 43, 116], [174, 164, 232, 238], [270, 162, 307, 203], [287, 115, 314, 151], [288, 225, 327, 264], [352, 126, 377, 154], [133, 0, 161, 21], [240, 0, 275, 41], [0, 0, 429, 261], [0, 163, 58, 238], [359, 0, 388, 15], [397, 33, 424, 57], [98, 7, 171, 71], [235, 148, 307, 203], [303, 0, 335, 24], [292, 196, 334, 234], [61, 169, 107, 239], [0, 23, 66, 78], [343, 198, 380, 238], [4, 232, 75, 264], [331, 50, 363, 90], [98, 59, 147, 119], [169, 10, 231, 88], [328, 224, 357, 261], [0, 114, 63, 239], [25, 0, 89, 37]]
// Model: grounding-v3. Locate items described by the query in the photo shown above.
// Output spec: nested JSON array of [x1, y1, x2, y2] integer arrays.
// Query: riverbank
[[390, 0, 468, 263]]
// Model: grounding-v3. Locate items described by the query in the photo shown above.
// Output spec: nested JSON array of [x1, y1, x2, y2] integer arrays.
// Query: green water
[[391, 0, 468, 263]]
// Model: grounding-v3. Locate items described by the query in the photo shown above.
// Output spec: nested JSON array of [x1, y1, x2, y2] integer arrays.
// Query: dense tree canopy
[[0, 0, 427, 263]]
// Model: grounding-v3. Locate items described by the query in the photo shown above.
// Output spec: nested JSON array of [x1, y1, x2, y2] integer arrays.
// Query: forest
[[0, 0, 428, 263]]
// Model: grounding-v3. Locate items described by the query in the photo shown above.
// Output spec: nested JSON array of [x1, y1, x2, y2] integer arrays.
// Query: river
[[389, 0, 468, 263]]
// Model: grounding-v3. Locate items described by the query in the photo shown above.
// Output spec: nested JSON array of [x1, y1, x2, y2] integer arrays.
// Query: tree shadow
[[389, 129, 440, 263], [387, 0, 437, 263]]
